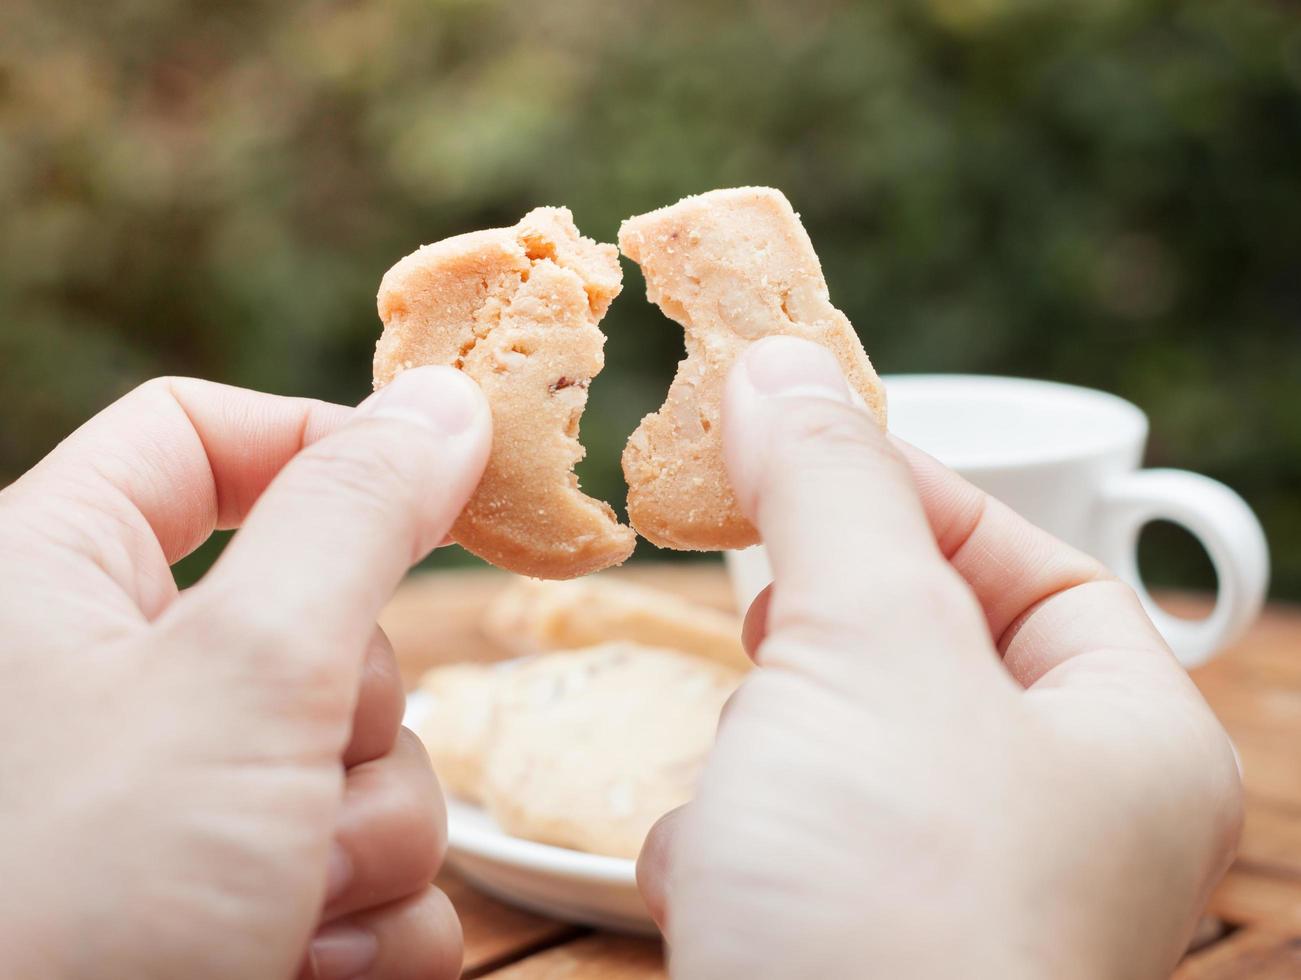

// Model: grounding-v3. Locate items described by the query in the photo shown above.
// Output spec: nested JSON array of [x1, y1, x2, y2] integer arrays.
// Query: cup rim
[[881, 373, 1150, 471]]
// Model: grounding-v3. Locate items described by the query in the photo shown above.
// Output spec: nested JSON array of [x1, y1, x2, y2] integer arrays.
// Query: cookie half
[[619, 187, 887, 550], [375, 208, 636, 579]]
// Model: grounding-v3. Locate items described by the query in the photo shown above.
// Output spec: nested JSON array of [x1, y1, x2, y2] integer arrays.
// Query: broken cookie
[[619, 187, 887, 550], [374, 208, 636, 579]]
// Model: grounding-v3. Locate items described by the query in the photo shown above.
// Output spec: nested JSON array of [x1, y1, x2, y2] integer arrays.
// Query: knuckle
[[390, 807, 442, 891], [355, 635, 405, 733], [389, 727, 446, 863], [1182, 711, 1245, 846], [1105, 578, 1146, 611], [394, 725, 439, 792], [361, 628, 403, 692], [128, 375, 195, 407], [131, 375, 177, 399], [423, 886, 464, 980]]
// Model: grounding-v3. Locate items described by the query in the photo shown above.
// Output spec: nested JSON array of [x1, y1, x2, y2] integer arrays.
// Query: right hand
[[638, 336, 1242, 979]]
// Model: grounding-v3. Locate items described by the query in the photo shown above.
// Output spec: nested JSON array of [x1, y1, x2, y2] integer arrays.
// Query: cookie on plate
[[412, 663, 499, 804], [481, 643, 740, 858], [375, 208, 636, 579], [619, 187, 887, 550], [483, 576, 750, 672]]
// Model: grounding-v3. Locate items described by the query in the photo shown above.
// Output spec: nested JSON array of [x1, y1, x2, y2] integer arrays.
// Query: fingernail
[[742, 336, 851, 403], [324, 844, 352, 904], [309, 923, 379, 980], [358, 365, 483, 436]]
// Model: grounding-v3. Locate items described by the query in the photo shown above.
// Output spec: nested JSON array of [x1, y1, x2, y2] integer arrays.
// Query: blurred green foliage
[[1, 0, 1298, 595]]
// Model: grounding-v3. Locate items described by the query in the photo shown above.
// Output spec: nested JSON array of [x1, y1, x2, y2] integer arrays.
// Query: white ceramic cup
[[725, 374, 1269, 668]]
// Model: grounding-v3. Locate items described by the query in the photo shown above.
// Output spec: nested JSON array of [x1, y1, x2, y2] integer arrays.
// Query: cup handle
[[1092, 468, 1269, 667]]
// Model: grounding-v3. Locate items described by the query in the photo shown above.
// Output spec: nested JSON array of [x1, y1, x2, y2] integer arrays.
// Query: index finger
[[895, 439, 1171, 686], [0, 377, 351, 624]]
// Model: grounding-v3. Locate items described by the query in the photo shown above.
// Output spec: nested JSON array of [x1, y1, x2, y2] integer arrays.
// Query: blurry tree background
[[1, 0, 1298, 595]]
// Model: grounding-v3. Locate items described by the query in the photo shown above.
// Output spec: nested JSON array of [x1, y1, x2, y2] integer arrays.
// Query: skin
[[0, 338, 1242, 979], [0, 366, 491, 980], [638, 336, 1243, 979]]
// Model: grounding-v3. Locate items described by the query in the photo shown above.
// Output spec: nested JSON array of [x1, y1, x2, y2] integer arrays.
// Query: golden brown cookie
[[619, 187, 887, 550], [375, 208, 636, 579], [483, 575, 751, 672], [481, 643, 741, 858]]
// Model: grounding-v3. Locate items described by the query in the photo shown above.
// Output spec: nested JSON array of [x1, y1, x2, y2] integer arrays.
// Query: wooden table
[[380, 566, 1301, 978]]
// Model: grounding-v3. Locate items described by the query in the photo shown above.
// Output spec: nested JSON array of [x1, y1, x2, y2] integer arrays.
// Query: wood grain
[[479, 934, 665, 979], [437, 869, 581, 977], [1237, 797, 1301, 880], [1207, 867, 1301, 933], [383, 571, 1301, 977], [1173, 929, 1301, 979], [1189, 598, 1301, 815], [381, 564, 737, 688]]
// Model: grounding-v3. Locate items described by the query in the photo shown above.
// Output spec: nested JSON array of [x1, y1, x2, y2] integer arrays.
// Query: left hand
[[0, 367, 491, 980]]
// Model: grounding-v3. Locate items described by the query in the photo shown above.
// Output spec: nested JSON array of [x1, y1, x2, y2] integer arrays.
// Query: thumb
[[176, 366, 491, 720], [722, 336, 991, 683]]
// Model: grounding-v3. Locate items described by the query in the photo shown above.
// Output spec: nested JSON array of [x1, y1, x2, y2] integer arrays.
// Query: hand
[[0, 367, 491, 980], [638, 337, 1242, 979]]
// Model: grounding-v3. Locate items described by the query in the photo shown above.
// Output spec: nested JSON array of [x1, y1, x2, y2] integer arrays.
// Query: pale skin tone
[[638, 336, 1243, 978], [0, 365, 491, 980], [0, 339, 1241, 979]]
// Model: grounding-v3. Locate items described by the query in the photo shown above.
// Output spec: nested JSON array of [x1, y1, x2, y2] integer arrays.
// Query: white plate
[[404, 691, 655, 935]]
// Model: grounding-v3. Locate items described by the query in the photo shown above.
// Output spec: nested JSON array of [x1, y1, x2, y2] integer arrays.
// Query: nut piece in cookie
[[375, 208, 636, 579], [483, 576, 750, 672], [482, 643, 741, 858], [619, 187, 887, 550]]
